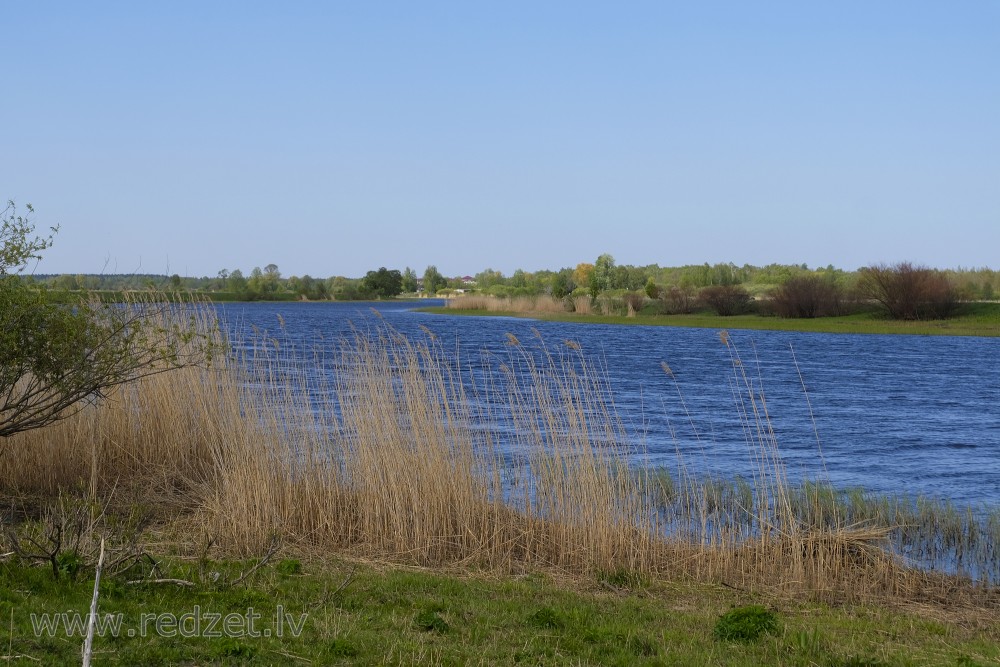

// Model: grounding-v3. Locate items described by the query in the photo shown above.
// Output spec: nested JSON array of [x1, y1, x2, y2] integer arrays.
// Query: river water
[[217, 300, 1000, 510]]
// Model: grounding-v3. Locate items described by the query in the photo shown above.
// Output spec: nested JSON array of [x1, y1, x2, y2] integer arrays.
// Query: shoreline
[[417, 305, 1000, 338]]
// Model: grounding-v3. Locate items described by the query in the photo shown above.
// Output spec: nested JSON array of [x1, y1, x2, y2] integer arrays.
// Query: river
[[216, 300, 1000, 509]]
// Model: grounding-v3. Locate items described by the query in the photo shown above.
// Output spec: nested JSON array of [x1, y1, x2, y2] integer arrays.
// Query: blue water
[[216, 300, 1000, 509]]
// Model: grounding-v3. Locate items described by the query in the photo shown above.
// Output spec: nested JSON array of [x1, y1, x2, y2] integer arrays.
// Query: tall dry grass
[[447, 294, 569, 313], [2, 308, 996, 603]]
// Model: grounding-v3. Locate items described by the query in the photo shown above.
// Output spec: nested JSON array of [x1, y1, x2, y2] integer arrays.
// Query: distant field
[[422, 302, 1000, 337]]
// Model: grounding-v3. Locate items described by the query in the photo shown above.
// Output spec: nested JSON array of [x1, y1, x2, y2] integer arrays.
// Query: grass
[[2, 304, 999, 663], [1, 556, 998, 665], [427, 299, 1000, 337]]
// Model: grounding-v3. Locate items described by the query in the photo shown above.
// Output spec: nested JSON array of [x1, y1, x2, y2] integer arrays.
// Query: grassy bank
[[2, 306, 998, 663], [3, 555, 997, 666], [422, 300, 1000, 337]]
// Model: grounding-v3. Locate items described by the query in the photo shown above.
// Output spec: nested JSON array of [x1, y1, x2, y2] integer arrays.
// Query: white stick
[[82, 538, 105, 667]]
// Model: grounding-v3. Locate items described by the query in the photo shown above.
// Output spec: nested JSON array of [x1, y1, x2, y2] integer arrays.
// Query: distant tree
[[510, 269, 529, 289], [329, 276, 364, 300], [54, 274, 80, 291], [247, 267, 266, 298], [401, 267, 418, 293], [550, 271, 574, 299], [475, 268, 505, 289], [361, 267, 404, 299], [228, 269, 247, 296], [169, 274, 182, 289], [263, 263, 281, 293], [644, 277, 660, 300], [589, 254, 616, 297], [422, 265, 446, 295], [572, 263, 594, 288], [857, 262, 957, 320]]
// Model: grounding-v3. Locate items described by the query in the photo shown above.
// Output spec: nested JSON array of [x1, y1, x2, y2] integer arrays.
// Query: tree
[[228, 269, 248, 296], [857, 262, 957, 320], [644, 277, 660, 300], [401, 267, 418, 293], [550, 271, 574, 299], [1, 202, 214, 441], [422, 265, 446, 295], [361, 267, 404, 299], [263, 263, 281, 293], [589, 253, 616, 297], [572, 263, 594, 288]]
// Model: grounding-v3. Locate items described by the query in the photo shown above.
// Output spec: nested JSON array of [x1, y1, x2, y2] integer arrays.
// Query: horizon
[[4, 2, 998, 276]]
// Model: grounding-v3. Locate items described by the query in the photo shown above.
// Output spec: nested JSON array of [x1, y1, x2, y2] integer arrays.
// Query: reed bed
[[447, 294, 570, 313], [2, 308, 996, 605]]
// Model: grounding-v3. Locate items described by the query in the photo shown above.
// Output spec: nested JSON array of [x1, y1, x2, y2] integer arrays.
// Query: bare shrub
[[659, 286, 696, 314], [699, 285, 753, 316], [857, 263, 958, 320], [770, 276, 844, 318]]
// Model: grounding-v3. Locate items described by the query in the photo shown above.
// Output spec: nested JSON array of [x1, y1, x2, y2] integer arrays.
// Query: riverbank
[[420, 302, 1000, 337], [3, 306, 999, 664], [3, 551, 997, 665]]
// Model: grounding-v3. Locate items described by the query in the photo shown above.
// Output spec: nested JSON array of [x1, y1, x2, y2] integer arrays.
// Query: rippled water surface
[[217, 300, 1000, 508]]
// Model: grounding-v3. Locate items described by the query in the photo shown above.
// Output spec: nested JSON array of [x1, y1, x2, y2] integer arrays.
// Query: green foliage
[[589, 253, 616, 297], [422, 265, 447, 295], [401, 266, 419, 293], [216, 638, 257, 659], [1, 200, 56, 274], [598, 569, 649, 591], [276, 559, 303, 575], [361, 266, 404, 298], [527, 606, 565, 629], [414, 608, 450, 633], [326, 638, 360, 657], [55, 550, 83, 581], [713, 605, 779, 642]]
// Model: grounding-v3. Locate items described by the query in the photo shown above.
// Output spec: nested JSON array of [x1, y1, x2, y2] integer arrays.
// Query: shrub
[[712, 605, 779, 642], [857, 262, 958, 320], [699, 284, 753, 316], [770, 275, 844, 318], [623, 292, 645, 314], [659, 285, 696, 314]]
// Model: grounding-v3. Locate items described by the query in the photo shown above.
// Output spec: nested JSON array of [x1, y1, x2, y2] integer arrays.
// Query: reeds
[[2, 309, 996, 603], [447, 294, 571, 313]]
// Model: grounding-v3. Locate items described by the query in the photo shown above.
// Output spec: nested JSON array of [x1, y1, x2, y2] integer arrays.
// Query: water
[[216, 300, 1000, 509]]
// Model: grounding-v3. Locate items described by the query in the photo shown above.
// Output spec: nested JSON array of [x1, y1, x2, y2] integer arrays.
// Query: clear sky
[[3, 1, 998, 278]]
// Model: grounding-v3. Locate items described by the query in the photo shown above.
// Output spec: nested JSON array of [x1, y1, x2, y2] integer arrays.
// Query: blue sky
[[3, 2, 997, 278]]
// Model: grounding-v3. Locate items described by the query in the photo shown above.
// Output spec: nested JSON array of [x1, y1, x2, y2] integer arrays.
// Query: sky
[[3, 1, 998, 278]]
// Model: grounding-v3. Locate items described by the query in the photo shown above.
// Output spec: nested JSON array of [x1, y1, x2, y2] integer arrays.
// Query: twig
[[231, 539, 281, 587], [126, 578, 195, 587], [268, 648, 312, 664], [82, 537, 105, 667], [331, 566, 356, 598], [306, 566, 356, 611]]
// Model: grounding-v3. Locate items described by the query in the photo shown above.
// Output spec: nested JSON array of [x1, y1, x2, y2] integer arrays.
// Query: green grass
[[2, 555, 997, 666], [421, 302, 1000, 337]]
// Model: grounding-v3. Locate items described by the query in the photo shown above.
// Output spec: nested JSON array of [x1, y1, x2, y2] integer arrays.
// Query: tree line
[[19, 252, 1000, 320]]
